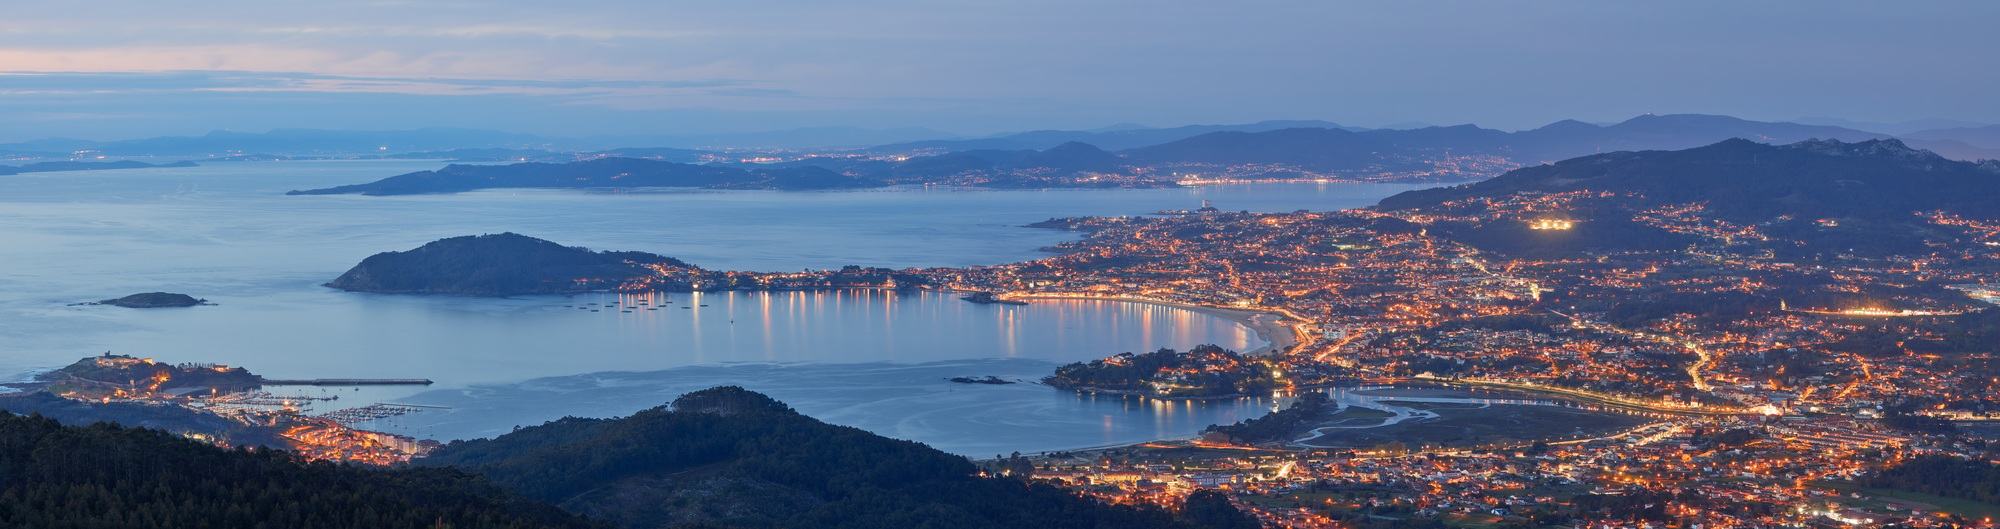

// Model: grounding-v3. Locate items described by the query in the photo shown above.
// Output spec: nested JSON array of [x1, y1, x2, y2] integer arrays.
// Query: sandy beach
[[1014, 294, 1300, 355]]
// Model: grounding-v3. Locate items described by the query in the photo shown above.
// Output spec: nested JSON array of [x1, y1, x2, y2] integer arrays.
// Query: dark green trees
[[0, 412, 600, 529]]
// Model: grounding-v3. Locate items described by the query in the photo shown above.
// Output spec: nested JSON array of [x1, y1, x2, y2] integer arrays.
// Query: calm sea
[[0, 160, 1440, 455]]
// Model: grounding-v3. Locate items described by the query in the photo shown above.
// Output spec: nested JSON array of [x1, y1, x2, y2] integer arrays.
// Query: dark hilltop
[[326, 232, 699, 296], [415, 386, 1247, 529], [326, 233, 945, 297]]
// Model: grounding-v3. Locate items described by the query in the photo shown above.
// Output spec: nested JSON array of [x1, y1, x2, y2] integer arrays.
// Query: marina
[[320, 403, 451, 426]]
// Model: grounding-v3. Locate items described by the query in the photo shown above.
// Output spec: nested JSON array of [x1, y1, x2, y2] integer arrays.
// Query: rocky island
[[92, 292, 208, 308], [327, 232, 704, 296], [947, 376, 1016, 385]]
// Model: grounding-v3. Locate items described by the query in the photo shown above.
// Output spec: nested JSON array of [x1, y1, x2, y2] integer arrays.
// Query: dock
[[262, 378, 434, 386]]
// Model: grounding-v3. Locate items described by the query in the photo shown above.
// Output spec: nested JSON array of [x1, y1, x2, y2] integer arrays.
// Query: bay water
[[0, 160, 1440, 454]]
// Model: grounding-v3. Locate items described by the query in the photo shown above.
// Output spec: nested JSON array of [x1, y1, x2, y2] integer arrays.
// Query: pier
[[261, 378, 434, 386]]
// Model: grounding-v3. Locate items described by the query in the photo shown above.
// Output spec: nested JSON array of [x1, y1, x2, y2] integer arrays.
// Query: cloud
[[0, 70, 755, 98], [0, 71, 298, 93], [700, 87, 802, 98], [248, 24, 702, 41]]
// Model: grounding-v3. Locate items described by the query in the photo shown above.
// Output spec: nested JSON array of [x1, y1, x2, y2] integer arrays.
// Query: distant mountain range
[[9, 115, 1997, 185], [1790, 117, 1994, 135], [1099, 114, 1939, 177], [872, 120, 1361, 152], [282, 113, 2000, 194], [920, 114, 1893, 165], [982, 114, 1997, 179], [1900, 124, 2000, 150], [851, 114, 1994, 182], [1381, 137, 2000, 219]]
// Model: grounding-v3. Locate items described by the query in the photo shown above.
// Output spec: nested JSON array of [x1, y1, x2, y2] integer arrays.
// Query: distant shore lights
[[1528, 219, 1574, 230]]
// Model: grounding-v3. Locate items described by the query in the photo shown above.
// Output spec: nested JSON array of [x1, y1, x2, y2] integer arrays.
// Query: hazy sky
[[1, 0, 1994, 141]]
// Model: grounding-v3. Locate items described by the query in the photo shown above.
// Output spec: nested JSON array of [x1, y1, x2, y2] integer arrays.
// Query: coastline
[[1047, 385, 1268, 402], [1013, 382, 1689, 458], [1011, 294, 1299, 355]]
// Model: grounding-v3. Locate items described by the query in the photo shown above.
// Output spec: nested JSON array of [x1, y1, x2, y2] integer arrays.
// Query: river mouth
[[1289, 387, 1658, 449]]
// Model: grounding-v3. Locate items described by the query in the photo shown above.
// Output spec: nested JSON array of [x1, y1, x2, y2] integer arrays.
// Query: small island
[[326, 233, 703, 296], [326, 233, 947, 296], [947, 376, 1015, 385], [959, 291, 1027, 305], [91, 292, 208, 308], [1043, 344, 1287, 399]]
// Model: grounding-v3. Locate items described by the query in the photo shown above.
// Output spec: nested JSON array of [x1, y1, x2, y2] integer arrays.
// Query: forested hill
[[1379, 138, 2000, 222], [327, 232, 696, 296], [0, 411, 601, 529], [416, 386, 1248, 529]]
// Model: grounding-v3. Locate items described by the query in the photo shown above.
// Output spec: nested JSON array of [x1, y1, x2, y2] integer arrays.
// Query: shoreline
[[1047, 385, 1267, 402], [1011, 294, 1299, 356], [1014, 382, 1686, 458]]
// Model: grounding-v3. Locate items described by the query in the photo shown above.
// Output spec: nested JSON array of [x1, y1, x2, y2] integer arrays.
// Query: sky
[[1, 0, 1996, 141]]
